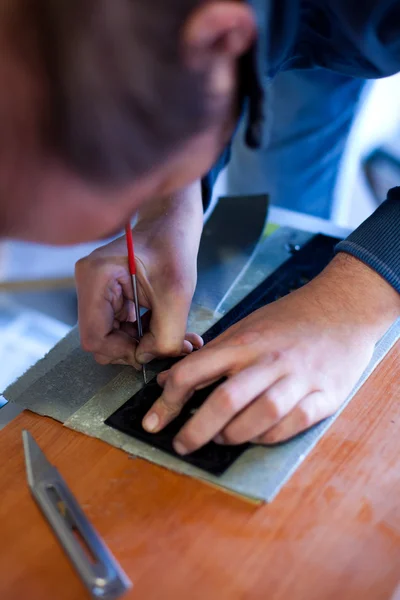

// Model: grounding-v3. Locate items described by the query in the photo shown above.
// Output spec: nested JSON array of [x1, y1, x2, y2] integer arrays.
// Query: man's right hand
[[75, 182, 204, 369]]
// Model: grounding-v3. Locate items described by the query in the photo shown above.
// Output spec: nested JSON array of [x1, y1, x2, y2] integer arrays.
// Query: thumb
[[136, 293, 191, 364]]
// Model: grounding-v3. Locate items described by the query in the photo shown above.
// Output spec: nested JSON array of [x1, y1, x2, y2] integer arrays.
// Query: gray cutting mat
[[5, 226, 400, 502]]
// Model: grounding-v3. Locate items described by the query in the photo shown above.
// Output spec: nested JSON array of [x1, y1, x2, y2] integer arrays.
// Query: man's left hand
[[142, 253, 400, 453]]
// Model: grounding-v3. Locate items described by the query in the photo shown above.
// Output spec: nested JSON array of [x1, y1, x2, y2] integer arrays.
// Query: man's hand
[[75, 183, 204, 368], [142, 253, 400, 453]]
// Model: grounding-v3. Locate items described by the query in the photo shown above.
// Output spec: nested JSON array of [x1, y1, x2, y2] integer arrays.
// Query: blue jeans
[[226, 69, 366, 220]]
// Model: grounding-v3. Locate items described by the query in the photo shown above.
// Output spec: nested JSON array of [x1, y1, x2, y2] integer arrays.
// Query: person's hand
[[75, 184, 204, 368], [142, 253, 400, 452]]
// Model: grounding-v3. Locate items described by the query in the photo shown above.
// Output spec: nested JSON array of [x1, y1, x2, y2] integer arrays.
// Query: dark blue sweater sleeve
[[336, 187, 400, 293]]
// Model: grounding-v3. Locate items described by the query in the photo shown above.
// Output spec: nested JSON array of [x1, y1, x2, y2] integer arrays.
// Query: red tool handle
[[125, 224, 136, 276]]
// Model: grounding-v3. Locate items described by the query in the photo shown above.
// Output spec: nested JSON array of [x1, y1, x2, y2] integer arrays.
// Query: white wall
[[332, 73, 400, 228]]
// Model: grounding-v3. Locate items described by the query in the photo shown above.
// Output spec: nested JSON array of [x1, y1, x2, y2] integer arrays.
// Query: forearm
[[132, 181, 204, 275], [336, 187, 400, 293], [314, 252, 400, 343], [135, 180, 203, 242], [89, 181, 204, 270]]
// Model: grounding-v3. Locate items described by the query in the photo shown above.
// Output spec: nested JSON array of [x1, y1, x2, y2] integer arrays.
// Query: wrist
[[133, 181, 204, 265], [313, 252, 400, 343], [136, 181, 203, 231]]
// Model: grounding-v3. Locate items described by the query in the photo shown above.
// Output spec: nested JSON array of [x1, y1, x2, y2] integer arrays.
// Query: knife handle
[[33, 475, 131, 600]]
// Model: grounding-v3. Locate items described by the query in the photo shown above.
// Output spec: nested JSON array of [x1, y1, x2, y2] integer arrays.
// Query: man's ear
[[182, 1, 257, 71]]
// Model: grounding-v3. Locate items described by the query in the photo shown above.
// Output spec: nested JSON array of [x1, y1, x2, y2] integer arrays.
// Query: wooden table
[[1, 343, 399, 600]]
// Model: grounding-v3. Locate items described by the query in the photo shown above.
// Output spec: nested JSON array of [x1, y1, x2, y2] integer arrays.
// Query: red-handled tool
[[125, 224, 148, 384]]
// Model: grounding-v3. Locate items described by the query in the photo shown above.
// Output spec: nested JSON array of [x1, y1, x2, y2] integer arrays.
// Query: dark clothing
[[266, 0, 400, 80], [204, 0, 400, 293], [339, 187, 400, 293]]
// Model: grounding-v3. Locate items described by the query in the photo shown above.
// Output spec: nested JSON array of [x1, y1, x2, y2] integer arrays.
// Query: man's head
[[0, 0, 256, 244]]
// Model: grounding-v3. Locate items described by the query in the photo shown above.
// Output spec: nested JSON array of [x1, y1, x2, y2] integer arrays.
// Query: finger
[[119, 306, 152, 333], [158, 374, 224, 401], [89, 330, 141, 369], [135, 291, 193, 364], [93, 353, 113, 365], [172, 362, 285, 455], [133, 335, 194, 364], [94, 353, 137, 367], [219, 375, 311, 445], [111, 358, 134, 366], [184, 332, 204, 349], [94, 354, 139, 368], [166, 330, 203, 356], [79, 273, 135, 353], [115, 297, 136, 324], [142, 345, 241, 433], [254, 391, 333, 445], [157, 370, 170, 387], [155, 333, 205, 385], [119, 321, 139, 338], [157, 368, 221, 390], [182, 340, 194, 355]]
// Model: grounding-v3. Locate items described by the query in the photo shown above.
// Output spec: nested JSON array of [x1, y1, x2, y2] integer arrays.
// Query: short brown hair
[[37, 0, 215, 184]]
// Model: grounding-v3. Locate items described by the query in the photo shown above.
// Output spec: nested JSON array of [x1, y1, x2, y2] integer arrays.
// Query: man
[[2, 1, 399, 454]]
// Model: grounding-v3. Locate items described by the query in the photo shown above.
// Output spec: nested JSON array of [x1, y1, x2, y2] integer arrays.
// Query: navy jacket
[[204, 0, 400, 293]]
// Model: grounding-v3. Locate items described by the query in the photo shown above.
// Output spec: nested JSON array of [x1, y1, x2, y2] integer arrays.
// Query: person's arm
[[75, 181, 204, 367], [336, 187, 400, 293], [134, 181, 204, 362], [142, 216, 400, 453], [74, 134, 233, 365]]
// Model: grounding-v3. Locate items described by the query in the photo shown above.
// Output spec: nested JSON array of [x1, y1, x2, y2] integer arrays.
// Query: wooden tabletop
[[1, 342, 399, 600]]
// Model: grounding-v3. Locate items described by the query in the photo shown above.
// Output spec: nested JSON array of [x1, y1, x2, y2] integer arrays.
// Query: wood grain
[[0, 342, 399, 600], [0, 276, 75, 292]]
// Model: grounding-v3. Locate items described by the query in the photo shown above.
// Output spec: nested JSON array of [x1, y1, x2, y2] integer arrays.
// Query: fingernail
[[214, 435, 225, 445], [143, 412, 159, 432], [137, 353, 155, 364], [173, 440, 188, 456]]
